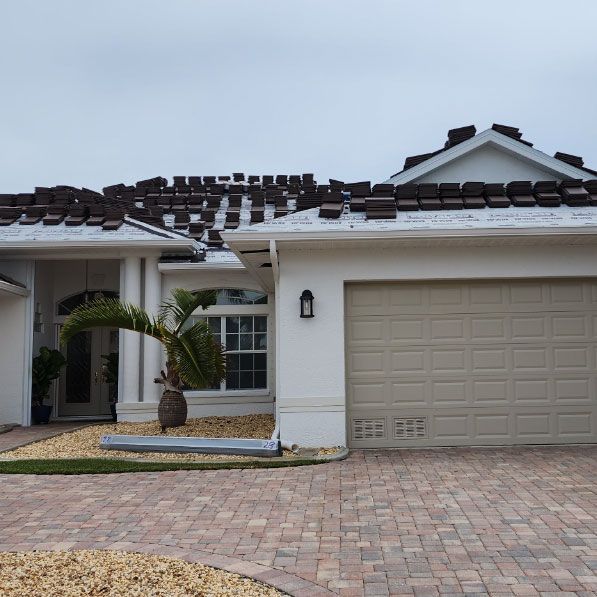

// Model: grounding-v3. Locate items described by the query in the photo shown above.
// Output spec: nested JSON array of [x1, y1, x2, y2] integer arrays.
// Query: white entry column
[[143, 257, 162, 402], [120, 256, 141, 403]]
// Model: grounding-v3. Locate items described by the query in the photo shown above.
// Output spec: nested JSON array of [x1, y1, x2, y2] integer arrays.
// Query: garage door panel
[[557, 412, 593, 436], [390, 319, 425, 341], [471, 317, 506, 340], [513, 379, 550, 403], [476, 414, 510, 438], [390, 381, 429, 407], [553, 346, 591, 370], [472, 379, 509, 404], [469, 283, 506, 307], [430, 318, 466, 341], [431, 380, 469, 406], [555, 377, 593, 402], [471, 348, 507, 372], [349, 351, 385, 375], [512, 347, 549, 371], [515, 413, 552, 438], [511, 316, 547, 340], [510, 282, 547, 306], [389, 286, 424, 308], [431, 348, 467, 372], [349, 381, 387, 407], [348, 319, 386, 343], [346, 280, 597, 448], [552, 315, 590, 339], [549, 282, 586, 305], [391, 349, 427, 373]]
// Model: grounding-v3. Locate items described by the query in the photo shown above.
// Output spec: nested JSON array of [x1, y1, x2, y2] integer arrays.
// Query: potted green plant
[[101, 352, 119, 422], [31, 346, 67, 424], [60, 289, 225, 430]]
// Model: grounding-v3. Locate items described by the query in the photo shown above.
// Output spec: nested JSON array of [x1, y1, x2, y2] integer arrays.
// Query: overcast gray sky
[[1, 0, 596, 192]]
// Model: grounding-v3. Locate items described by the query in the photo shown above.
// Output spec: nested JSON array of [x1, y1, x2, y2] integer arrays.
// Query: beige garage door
[[346, 280, 597, 448]]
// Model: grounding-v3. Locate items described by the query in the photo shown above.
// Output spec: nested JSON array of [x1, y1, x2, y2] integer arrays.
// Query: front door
[[57, 326, 118, 417]]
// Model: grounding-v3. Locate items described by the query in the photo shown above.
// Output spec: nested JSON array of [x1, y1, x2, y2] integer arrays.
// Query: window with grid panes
[[184, 289, 268, 392], [187, 315, 267, 390]]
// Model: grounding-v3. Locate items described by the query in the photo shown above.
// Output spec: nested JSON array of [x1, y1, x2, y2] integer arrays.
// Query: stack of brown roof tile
[[65, 205, 88, 226], [43, 205, 66, 225], [444, 125, 476, 149], [207, 229, 223, 246], [491, 124, 533, 147], [460, 182, 485, 209], [0, 208, 21, 225], [584, 180, 597, 205], [21, 206, 44, 225], [440, 183, 464, 209], [533, 181, 561, 207], [560, 180, 589, 206], [402, 151, 442, 171], [365, 197, 396, 219], [394, 184, 418, 211], [554, 152, 584, 169], [319, 191, 345, 219], [418, 184, 441, 210], [188, 221, 205, 240], [483, 183, 510, 208], [506, 181, 536, 206]]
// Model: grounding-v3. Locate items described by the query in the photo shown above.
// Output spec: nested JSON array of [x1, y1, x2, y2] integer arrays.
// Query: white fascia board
[[0, 280, 29, 297], [0, 239, 197, 262], [0, 239, 196, 249], [158, 261, 247, 272], [384, 129, 591, 184], [224, 226, 597, 245]]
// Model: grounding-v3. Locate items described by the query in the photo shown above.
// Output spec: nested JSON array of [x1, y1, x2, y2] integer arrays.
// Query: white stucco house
[[1, 123, 597, 448]]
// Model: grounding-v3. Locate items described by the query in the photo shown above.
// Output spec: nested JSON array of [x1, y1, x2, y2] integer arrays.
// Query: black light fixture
[[300, 289, 314, 318]]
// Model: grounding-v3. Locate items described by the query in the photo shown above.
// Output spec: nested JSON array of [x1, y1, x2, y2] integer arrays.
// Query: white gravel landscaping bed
[[0, 550, 285, 596], [2, 415, 342, 462]]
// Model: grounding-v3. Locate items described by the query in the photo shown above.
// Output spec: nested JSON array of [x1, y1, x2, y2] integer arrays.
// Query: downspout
[[268, 240, 298, 452], [271, 423, 298, 453]]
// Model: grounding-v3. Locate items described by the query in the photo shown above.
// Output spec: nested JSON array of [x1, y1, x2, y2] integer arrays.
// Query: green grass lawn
[[0, 457, 326, 475]]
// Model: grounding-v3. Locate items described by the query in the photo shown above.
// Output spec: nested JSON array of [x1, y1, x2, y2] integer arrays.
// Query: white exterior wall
[[0, 294, 30, 424], [411, 144, 561, 184], [0, 261, 33, 425], [276, 243, 597, 447]]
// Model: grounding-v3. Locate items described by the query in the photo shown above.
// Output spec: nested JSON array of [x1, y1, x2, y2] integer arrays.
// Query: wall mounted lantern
[[300, 289, 314, 318]]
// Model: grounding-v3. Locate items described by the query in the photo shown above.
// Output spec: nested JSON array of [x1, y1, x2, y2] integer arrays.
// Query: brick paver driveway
[[1, 447, 596, 596]]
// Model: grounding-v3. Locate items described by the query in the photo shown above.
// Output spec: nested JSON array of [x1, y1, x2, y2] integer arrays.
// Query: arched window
[[57, 291, 119, 316]]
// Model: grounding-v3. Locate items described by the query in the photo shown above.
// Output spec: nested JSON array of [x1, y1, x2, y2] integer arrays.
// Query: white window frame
[[183, 302, 271, 399]]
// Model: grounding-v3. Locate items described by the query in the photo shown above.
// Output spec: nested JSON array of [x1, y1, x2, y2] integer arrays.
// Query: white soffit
[[384, 129, 592, 185]]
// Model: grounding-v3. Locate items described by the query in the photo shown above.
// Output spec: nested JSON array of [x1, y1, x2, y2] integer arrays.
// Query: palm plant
[[60, 288, 226, 429]]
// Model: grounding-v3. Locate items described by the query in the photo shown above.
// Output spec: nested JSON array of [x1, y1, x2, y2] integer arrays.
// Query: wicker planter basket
[[158, 391, 188, 430]]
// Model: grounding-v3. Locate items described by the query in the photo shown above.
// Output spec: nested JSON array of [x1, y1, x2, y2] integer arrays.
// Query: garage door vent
[[394, 417, 427, 440], [352, 418, 385, 440]]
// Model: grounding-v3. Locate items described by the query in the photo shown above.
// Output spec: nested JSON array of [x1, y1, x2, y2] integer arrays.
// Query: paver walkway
[[1, 446, 596, 596], [0, 422, 93, 452]]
